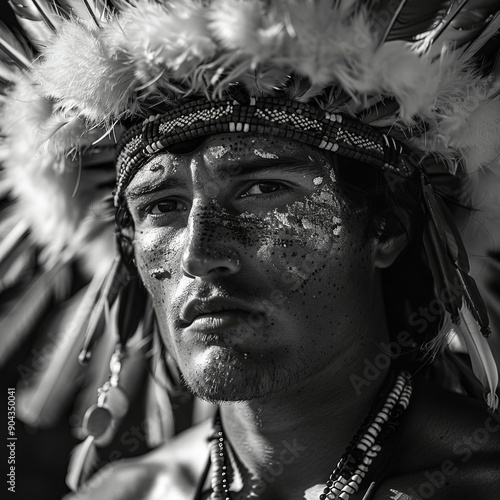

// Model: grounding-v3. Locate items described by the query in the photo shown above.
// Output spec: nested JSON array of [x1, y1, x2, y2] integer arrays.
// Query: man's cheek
[[134, 249, 167, 298], [134, 229, 178, 276]]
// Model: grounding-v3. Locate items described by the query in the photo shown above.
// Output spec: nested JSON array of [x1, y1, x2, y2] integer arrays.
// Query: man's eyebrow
[[125, 155, 328, 199], [125, 177, 185, 199], [220, 155, 327, 176]]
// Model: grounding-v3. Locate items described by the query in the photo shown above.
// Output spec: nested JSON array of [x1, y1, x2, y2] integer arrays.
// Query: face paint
[[191, 180, 345, 287], [150, 267, 172, 280], [126, 134, 376, 402], [253, 149, 279, 159], [208, 145, 229, 159]]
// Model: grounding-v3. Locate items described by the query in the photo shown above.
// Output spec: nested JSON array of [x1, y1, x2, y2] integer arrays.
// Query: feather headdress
[[20, 0, 500, 171], [1, 0, 500, 486]]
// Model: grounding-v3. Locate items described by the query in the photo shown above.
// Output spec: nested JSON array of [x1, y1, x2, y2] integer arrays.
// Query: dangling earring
[[66, 344, 130, 491], [84, 345, 129, 446], [67, 253, 148, 491]]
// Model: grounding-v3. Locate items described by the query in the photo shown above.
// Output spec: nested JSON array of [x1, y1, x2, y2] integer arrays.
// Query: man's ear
[[374, 232, 408, 269]]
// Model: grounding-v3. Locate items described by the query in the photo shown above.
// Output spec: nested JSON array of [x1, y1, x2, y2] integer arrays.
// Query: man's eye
[[240, 182, 284, 198], [148, 200, 186, 214]]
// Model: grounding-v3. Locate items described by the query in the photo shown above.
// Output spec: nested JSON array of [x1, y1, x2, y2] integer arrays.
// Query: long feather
[[0, 237, 35, 294], [492, 50, 500, 83], [422, 180, 463, 315], [376, 0, 451, 45], [430, 0, 470, 46], [431, 191, 492, 335], [8, 0, 60, 49], [457, 269, 491, 336], [65, 265, 112, 352], [81, 0, 103, 27], [78, 256, 128, 364], [454, 307, 499, 410], [0, 177, 13, 199], [65, 435, 98, 492], [421, 172, 499, 403], [461, 10, 500, 59], [28, 0, 58, 31], [57, 0, 107, 26], [16, 288, 89, 427], [0, 260, 67, 367], [429, 0, 499, 56], [0, 21, 32, 69], [378, 0, 410, 45], [0, 219, 29, 265], [0, 36, 32, 70]]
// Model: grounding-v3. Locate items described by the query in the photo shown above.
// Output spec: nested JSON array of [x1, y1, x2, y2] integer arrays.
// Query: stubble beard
[[179, 347, 321, 403]]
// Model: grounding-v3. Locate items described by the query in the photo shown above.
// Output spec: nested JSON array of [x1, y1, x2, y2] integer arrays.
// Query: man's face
[[125, 134, 378, 402]]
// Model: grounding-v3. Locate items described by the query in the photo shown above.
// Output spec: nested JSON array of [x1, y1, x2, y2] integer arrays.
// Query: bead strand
[[210, 416, 232, 500], [209, 371, 412, 500], [320, 372, 413, 500]]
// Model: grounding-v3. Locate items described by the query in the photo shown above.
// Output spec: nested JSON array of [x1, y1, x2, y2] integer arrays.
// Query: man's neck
[[219, 356, 391, 500]]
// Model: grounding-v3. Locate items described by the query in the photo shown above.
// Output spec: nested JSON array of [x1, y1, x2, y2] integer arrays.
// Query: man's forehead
[[125, 133, 329, 191], [200, 133, 322, 161]]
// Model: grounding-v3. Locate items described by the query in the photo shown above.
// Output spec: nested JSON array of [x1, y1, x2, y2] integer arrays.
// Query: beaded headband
[[115, 97, 411, 204]]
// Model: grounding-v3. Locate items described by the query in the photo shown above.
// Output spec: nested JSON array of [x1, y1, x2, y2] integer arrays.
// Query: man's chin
[[182, 368, 272, 403], [187, 385, 258, 404], [180, 357, 296, 403]]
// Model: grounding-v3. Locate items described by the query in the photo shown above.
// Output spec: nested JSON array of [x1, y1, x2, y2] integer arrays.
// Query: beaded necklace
[[208, 371, 412, 500]]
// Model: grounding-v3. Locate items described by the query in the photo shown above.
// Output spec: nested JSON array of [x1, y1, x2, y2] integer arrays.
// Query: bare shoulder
[[65, 418, 212, 500], [374, 377, 500, 499]]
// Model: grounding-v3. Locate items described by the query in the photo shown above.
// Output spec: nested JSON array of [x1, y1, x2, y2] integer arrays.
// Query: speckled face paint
[[125, 134, 376, 402], [209, 145, 229, 159], [254, 149, 279, 159], [186, 179, 347, 288]]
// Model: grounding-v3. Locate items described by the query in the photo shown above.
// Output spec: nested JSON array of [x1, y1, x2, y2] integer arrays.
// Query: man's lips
[[185, 311, 255, 336], [179, 297, 264, 329]]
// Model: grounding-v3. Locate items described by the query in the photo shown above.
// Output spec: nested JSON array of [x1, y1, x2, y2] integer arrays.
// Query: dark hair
[[330, 151, 470, 349]]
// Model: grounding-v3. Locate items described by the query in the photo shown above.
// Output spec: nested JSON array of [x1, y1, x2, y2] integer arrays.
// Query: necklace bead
[[208, 371, 412, 500]]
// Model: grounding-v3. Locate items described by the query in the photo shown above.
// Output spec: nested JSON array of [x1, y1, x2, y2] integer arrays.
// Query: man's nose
[[181, 202, 241, 278]]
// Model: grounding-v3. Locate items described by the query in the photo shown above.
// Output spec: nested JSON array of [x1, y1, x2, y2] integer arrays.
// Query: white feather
[[107, 0, 217, 83], [36, 19, 140, 124], [455, 307, 499, 411], [0, 74, 114, 272], [208, 0, 283, 63]]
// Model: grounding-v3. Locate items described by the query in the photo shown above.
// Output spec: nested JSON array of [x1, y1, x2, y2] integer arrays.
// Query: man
[[66, 131, 500, 499], [1, 1, 500, 499]]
